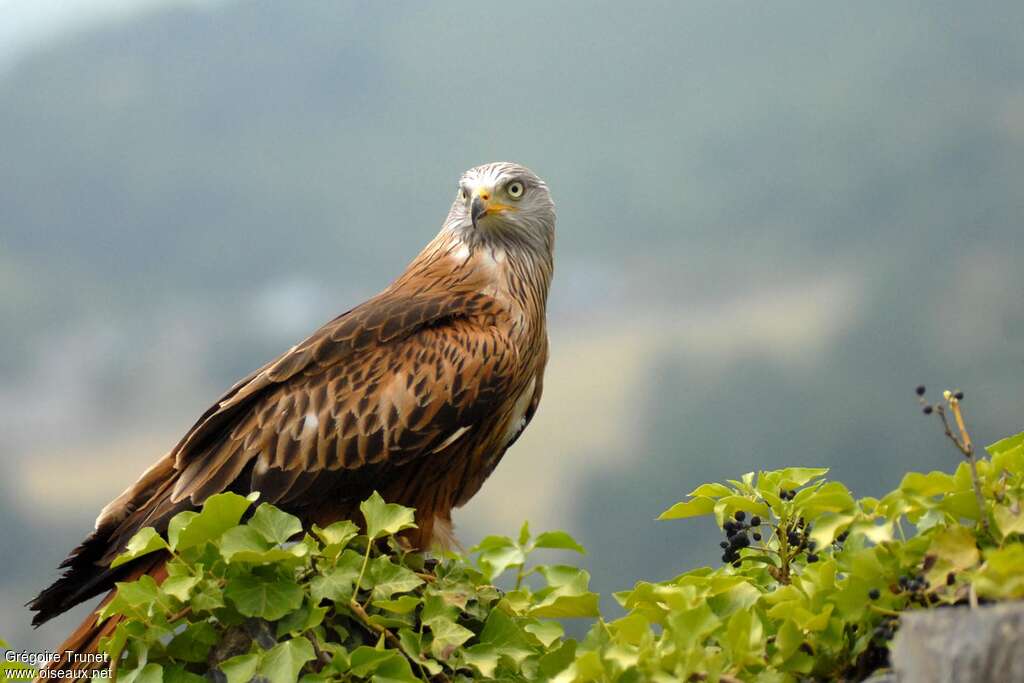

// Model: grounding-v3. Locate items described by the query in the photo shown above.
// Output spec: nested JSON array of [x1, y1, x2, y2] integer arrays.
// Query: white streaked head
[[445, 162, 555, 254]]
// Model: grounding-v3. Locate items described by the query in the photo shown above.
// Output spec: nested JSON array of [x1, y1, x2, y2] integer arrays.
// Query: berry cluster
[[719, 510, 762, 567], [778, 488, 798, 501], [784, 517, 819, 563], [916, 384, 964, 415]]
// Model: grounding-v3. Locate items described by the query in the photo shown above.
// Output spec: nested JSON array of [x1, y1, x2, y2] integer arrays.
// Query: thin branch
[[942, 398, 989, 533]]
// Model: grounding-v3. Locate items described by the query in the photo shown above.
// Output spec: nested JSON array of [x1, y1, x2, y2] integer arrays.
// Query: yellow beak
[[470, 188, 517, 228]]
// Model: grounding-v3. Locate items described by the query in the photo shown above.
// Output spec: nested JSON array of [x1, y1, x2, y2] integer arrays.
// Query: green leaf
[[170, 492, 256, 552], [276, 602, 329, 637], [794, 481, 856, 517], [313, 520, 359, 556], [98, 575, 171, 621], [258, 638, 316, 683], [533, 531, 587, 554], [477, 609, 535, 665], [525, 620, 564, 647], [111, 527, 169, 568], [224, 571, 304, 620], [530, 565, 600, 618], [776, 467, 829, 488], [166, 621, 218, 663], [687, 482, 733, 498], [162, 665, 206, 683], [121, 663, 163, 683], [161, 575, 200, 603], [462, 644, 500, 677], [218, 654, 259, 683], [249, 503, 303, 545], [473, 536, 526, 580], [995, 503, 1024, 539], [360, 491, 416, 540], [221, 525, 309, 564], [658, 496, 716, 520], [310, 550, 363, 603], [368, 556, 424, 600], [190, 580, 226, 613], [347, 647, 418, 681], [899, 471, 956, 497], [518, 520, 532, 546], [425, 616, 474, 659]]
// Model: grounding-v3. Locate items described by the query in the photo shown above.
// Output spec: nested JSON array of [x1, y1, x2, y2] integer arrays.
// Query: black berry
[[923, 405, 934, 415], [720, 541, 729, 549], [868, 588, 881, 600], [916, 385, 926, 396], [734, 510, 746, 522], [946, 572, 956, 586], [752, 532, 762, 541], [750, 515, 761, 526], [787, 531, 801, 545], [954, 391, 964, 400], [807, 554, 819, 563]]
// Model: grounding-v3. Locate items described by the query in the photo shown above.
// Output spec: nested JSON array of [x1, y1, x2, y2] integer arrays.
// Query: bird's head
[[446, 162, 555, 252]]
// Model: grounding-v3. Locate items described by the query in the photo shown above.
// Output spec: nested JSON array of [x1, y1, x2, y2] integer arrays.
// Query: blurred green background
[[1, 0, 1022, 651]]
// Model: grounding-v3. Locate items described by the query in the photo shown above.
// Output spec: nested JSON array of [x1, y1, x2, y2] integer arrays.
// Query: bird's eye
[[458, 188, 467, 201], [507, 181, 525, 199]]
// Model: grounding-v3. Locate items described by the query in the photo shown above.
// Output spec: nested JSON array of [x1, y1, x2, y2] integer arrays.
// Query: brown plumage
[[30, 162, 555, 677]]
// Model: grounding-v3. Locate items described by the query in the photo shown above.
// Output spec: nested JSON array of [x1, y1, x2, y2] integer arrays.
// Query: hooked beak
[[471, 195, 487, 230], [469, 188, 517, 229]]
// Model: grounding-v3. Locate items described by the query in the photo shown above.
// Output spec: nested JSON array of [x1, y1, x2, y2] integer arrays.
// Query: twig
[[936, 398, 988, 533], [348, 599, 402, 648]]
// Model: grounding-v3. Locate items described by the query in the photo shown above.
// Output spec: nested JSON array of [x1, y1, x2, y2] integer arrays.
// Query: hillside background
[[1, 0, 1022, 650]]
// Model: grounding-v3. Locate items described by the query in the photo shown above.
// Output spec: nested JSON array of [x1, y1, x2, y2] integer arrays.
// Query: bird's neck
[[397, 228, 553, 327]]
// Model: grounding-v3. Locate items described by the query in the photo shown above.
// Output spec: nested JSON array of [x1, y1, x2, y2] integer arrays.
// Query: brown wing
[[31, 288, 517, 623]]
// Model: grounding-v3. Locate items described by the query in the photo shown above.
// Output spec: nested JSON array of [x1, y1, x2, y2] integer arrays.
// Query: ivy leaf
[[373, 595, 421, 614], [221, 525, 309, 564], [310, 550, 363, 603], [313, 520, 359, 557], [348, 647, 418, 681], [530, 566, 600, 618], [276, 602, 328, 637], [258, 638, 316, 683], [218, 654, 259, 683], [163, 665, 206, 683], [248, 504, 303, 545], [477, 610, 535, 666], [169, 493, 257, 552], [426, 616, 474, 660], [658, 496, 716, 520], [369, 556, 425, 600], [161, 575, 200, 603], [224, 571, 303, 620], [111, 528, 169, 568], [525, 620, 564, 647], [166, 621, 218, 663], [120, 663, 163, 683], [533, 531, 586, 554], [360, 491, 416, 540], [473, 536, 526, 580], [995, 503, 1024, 539]]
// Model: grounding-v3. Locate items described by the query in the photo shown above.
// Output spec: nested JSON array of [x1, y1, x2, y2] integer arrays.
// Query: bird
[[29, 161, 555, 675]]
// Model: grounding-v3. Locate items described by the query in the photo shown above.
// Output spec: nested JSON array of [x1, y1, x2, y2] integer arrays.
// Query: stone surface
[[891, 603, 1024, 683]]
